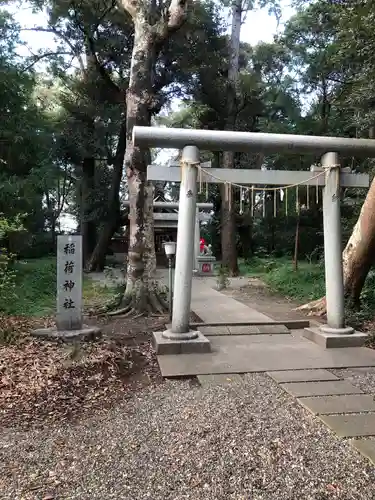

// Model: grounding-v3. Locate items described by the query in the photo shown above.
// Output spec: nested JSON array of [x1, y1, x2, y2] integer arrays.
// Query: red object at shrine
[[200, 238, 205, 252]]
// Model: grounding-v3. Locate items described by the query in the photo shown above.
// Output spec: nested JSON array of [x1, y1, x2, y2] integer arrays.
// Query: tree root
[[103, 286, 169, 318], [295, 296, 327, 316], [107, 305, 132, 317], [93, 292, 124, 317]]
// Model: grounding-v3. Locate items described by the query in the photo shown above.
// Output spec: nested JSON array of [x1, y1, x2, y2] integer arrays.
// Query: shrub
[[0, 249, 17, 313], [216, 265, 230, 290]]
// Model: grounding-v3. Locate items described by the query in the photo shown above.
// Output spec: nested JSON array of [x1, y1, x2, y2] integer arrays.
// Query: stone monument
[[32, 235, 100, 341]]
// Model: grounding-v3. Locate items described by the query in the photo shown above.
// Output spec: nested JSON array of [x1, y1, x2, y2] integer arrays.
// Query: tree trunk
[[81, 157, 97, 265], [297, 177, 375, 314], [221, 167, 239, 275], [110, 0, 190, 316], [86, 122, 126, 272], [342, 177, 375, 307], [119, 24, 166, 315], [221, 0, 242, 276], [293, 214, 300, 271]]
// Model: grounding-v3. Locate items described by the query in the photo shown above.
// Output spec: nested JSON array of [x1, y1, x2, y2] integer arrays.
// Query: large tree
[[220, 0, 242, 276], [115, 0, 191, 314]]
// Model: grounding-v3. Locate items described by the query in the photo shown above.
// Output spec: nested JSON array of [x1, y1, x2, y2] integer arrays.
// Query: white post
[[164, 146, 200, 338], [194, 206, 200, 271], [320, 152, 353, 334]]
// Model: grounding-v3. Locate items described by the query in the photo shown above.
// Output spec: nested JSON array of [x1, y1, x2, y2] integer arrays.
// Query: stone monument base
[[153, 330, 211, 355], [32, 325, 101, 342], [196, 256, 216, 276], [303, 326, 368, 348]]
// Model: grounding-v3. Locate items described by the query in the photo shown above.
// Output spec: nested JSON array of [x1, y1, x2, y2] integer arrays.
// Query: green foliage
[[242, 257, 375, 330], [3, 257, 57, 316], [0, 256, 119, 317], [0, 249, 17, 312], [216, 265, 230, 290], [0, 213, 24, 239], [18, 233, 55, 259], [242, 257, 326, 301]]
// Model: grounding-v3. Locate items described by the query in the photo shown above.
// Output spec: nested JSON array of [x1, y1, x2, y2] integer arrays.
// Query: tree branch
[[21, 27, 86, 75], [69, 5, 122, 98], [153, 57, 176, 93], [153, 0, 189, 43], [167, 0, 189, 33], [85, 33, 122, 97], [21, 51, 73, 72], [92, 0, 117, 33], [119, 0, 138, 19]]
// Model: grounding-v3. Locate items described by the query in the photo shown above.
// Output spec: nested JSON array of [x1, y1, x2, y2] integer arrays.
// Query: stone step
[[200, 325, 290, 336], [280, 380, 363, 398], [320, 413, 375, 438], [299, 394, 375, 415], [350, 438, 375, 465], [268, 369, 339, 383]]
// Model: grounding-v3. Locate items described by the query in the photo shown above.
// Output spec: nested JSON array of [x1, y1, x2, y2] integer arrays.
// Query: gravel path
[[1, 373, 374, 500], [332, 367, 375, 394]]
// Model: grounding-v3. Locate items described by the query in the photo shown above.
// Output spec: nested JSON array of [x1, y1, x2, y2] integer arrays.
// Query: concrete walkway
[[157, 276, 375, 377], [191, 277, 274, 323]]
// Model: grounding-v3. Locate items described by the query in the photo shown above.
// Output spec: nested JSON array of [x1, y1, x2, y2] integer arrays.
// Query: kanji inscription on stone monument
[[56, 235, 83, 330]]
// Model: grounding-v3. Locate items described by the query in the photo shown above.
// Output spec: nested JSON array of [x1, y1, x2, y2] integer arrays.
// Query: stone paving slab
[[200, 326, 231, 336], [192, 320, 309, 328], [199, 325, 291, 335], [198, 374, 243, 387], [157, 334, 375, 377], [320, 414, 375, 437], [299, 394, 375, 415], [267, 369, 339, 383], [350, 438, 375, 464], [257, 324, 290, 334], [227, 325, 262, 335], [281, 380, 363, 398]]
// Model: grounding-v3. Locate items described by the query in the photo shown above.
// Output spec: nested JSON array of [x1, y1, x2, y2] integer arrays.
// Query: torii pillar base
[[153, 330, 211, 355], [303, 326, 368, 348]]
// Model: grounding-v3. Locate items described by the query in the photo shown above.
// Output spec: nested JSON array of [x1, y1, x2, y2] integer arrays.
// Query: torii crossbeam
[[134, 126, 371, 351]]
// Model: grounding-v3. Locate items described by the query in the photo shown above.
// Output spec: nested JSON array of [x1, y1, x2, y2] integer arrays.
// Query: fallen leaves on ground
[[0, 315, 161, 429], [0, 314, 54, 343]]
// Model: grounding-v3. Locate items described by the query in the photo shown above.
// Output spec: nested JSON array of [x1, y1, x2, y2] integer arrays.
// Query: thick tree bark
[[221, 0, 242, 276], [86, 122, 126, 272], [342, 177, 375, 307], [114, 0, 189, 315], [293, 213, 300, 271], [80, 46, 100, 266], [81, 157, 97, 265]]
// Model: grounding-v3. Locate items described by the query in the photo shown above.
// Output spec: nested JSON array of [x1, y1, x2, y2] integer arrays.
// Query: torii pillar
[[153, 145, 211, 354], [194, 207, 200, 271]]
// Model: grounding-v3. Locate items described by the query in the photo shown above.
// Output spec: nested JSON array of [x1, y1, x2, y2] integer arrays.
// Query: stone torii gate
[[134, 126, 372, 352], [123, 199, 212, 269]]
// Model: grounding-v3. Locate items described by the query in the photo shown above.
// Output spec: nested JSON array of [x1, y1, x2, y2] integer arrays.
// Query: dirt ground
[[221, 277, 322, 324], [0, 279, 326, 431]]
